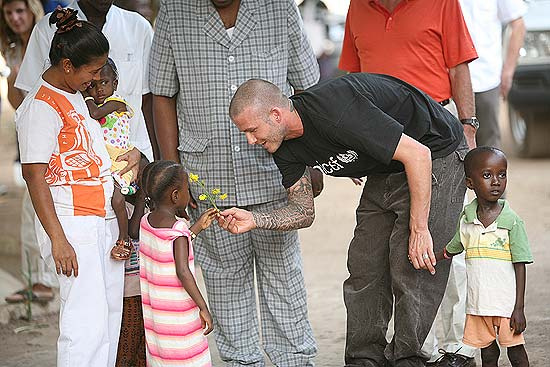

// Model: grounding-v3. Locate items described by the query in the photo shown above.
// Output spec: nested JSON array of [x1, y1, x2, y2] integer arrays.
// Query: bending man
[[220, 73, 471, 367]]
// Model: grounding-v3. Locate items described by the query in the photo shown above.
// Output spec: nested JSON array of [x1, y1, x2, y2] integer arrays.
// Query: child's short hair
[[464, 146, 507, 177], [141, 161, 187, 209], [104, 57, 119, 80]]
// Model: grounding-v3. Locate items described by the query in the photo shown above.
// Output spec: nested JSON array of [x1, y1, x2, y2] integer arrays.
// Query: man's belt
[[439, 99, 450, 107]]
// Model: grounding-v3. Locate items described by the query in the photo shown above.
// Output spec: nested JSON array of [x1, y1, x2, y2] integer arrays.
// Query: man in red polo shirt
[[339, 1, 478, 366]]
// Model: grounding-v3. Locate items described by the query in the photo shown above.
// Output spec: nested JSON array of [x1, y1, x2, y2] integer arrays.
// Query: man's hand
[[501, 67, 514, 99], [52, 238, 79, 277], [117, 147, 141, 181], [218, 207, 256, 234], [408, 228, 436, 275], [349, 177, 364, 186], [510, 308, 526, 334], [463, 124, 477, 150], [308, 167, 324, 198]]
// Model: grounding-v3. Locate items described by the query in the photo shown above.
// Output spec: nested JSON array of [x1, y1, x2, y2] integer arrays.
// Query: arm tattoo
[[252, 169, 315, 231]]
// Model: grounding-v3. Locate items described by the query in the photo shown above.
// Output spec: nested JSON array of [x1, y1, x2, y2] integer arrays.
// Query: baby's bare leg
[[112, 187, 128, 241]]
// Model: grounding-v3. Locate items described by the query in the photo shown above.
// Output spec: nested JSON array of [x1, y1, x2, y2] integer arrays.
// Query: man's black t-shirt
[[273, 73, 463, 189]]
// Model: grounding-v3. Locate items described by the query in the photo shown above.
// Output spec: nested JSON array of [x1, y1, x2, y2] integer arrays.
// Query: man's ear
[[271, 107, 282, 123], [113, 79, 118, 90], [465, 177, 474, 190]]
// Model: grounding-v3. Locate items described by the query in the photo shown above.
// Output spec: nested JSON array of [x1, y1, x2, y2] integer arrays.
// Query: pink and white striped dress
[[139, 214, 211, 367]]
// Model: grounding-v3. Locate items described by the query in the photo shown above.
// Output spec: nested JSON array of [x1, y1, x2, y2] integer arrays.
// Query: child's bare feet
[[110, 239, 132, 260]]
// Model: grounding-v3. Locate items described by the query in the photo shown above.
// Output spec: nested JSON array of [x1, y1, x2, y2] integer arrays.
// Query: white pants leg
[[104, 218, 125, 366], [21, 189, 58, 287], [35, 216, 124, 367]]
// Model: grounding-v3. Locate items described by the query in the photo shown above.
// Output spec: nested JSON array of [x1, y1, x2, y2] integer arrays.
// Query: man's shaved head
[[229, 79, 288, 120]]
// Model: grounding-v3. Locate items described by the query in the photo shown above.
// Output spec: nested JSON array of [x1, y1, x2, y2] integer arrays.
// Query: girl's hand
[[197, 208, 219, 231], [199, 308, 214, 335], [116, 147, 141, 181], [51, 238, 79, 277]]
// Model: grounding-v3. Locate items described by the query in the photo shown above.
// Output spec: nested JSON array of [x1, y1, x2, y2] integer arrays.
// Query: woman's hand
[[51, 238, 79, 277], [117, 147, 141, 181]]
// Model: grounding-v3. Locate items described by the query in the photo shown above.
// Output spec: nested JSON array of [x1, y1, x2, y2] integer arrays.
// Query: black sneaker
[[427, 349, 476, 367]]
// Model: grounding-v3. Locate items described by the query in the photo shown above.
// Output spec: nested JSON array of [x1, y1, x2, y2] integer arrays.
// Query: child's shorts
[[463, 314, 525, 348]]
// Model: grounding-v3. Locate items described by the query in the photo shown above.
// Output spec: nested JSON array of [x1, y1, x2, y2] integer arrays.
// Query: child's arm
[[434, 247, 462, 262], [22, 164, 78, 277], [189, 208, 219, 237], [85, 99, 127, 120], [173, 237, 213, 335], [510, 263, 527, 335], [128, 189, 146, 240]]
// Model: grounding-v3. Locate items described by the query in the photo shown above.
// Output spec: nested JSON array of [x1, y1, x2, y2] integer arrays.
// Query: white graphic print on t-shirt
[[313, 150, 359, 174]]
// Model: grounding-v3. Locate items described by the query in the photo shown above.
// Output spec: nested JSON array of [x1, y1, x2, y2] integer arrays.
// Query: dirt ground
[[1, 100, 549, 366]]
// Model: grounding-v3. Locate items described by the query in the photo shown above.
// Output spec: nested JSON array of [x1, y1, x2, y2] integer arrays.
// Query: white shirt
[[459, 0, 527, 92], [15, 2, 154, 161], [17, 79, 114, 217]]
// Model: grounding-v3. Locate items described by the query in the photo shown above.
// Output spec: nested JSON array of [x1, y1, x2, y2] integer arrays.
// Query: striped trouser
[[190, 198, 317, 366]]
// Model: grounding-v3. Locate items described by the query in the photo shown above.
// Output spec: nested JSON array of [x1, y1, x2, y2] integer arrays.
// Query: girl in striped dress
[[139, 161, 218, 366]]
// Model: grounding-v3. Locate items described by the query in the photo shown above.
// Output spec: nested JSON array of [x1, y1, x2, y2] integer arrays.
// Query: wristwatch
[[460, 117, 480, 130]]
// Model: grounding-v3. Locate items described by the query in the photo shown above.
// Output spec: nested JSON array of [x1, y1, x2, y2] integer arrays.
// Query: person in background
[[460, 0, 527, 149], [149, 0, 320, 364], [298, 0, 334, 80], [338, 1, 479, 365], [115, 157, 149, 367], [0, 0, 55, 305]]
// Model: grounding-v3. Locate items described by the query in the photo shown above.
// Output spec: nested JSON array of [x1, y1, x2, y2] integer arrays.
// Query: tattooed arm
[[218, 169, 315, 233]]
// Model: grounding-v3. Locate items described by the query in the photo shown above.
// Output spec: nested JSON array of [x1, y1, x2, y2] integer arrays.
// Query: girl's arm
[[22, 163, 79, 277], [173, 236, 213, 334], [510, 263, 527, 334], [173, 236, 208, 311], [85, 99, 127, 120]]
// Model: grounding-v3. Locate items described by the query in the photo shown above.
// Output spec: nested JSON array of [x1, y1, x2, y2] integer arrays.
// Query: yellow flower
[[198, 194, 207, 201], [189, 173, 199, 182], [211, 188, 221, 195], [219, 193, 228, 200]]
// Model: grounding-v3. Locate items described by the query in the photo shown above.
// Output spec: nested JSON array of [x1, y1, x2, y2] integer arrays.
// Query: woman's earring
[[65, 69, 69, 73]]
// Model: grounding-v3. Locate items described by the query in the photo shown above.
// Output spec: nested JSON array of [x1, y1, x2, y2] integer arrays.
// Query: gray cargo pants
[[344, 140, 468, 367]]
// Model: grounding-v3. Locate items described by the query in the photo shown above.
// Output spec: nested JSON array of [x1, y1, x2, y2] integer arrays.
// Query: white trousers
[[21, 189, 58, 287], [35, 216, 124, 367]]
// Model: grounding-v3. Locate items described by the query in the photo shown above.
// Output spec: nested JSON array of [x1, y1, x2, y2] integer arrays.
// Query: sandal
[[110, 239, 133, 261]]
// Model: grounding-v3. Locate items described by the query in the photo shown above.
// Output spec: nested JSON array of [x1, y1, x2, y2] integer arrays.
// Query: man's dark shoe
[[426, 349, 476, 367]]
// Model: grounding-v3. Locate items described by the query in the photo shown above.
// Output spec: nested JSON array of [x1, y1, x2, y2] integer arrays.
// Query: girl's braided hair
[[141, 161, 187, 210]]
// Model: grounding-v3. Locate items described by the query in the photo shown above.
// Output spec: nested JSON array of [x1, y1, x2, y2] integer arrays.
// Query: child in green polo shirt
[[436, 147, 532, 367]]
